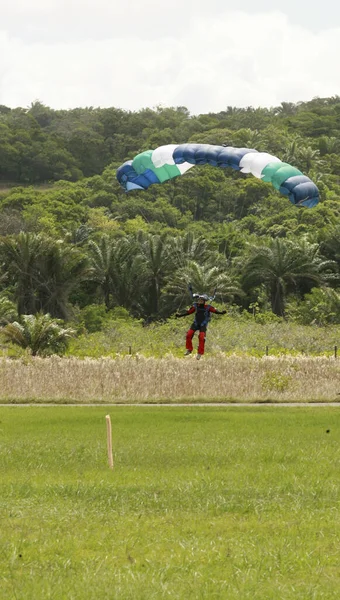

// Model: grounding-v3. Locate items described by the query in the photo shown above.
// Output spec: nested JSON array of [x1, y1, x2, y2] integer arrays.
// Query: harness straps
[[193, 303, 211, 327]]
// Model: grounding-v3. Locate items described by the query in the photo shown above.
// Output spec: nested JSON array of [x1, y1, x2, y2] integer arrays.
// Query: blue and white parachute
[[116, 144, 320, 208]]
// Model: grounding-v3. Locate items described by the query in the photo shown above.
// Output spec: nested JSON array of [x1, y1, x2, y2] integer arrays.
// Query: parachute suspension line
[[170, 231, 200, 314], [176, 284, 188, 313], [135, 202, 152, 228], [188, 283, 194, 300], [130, 187, 189, 283], [131, 197, 188, 310], [219, 288, 226, 310], [173, 231, 188, 272], [176, 281, 193, 314]]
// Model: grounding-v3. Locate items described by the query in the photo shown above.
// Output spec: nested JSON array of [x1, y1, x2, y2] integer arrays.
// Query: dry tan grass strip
[[0, 355, 339, 403]]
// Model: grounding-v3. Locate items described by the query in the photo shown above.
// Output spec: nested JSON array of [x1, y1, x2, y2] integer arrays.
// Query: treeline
[[0, 230, 339, 327], [0, 97, 340, 331], [1, 97, 340, 183]]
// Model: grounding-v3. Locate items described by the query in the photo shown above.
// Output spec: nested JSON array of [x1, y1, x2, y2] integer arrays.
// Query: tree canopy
[[0, 97, 340, 326]]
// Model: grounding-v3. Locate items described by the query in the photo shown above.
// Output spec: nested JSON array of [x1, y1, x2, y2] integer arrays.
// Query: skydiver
[[175, 294, 226, 360]]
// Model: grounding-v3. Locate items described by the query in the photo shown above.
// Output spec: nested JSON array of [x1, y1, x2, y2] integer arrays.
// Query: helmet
[[191, 291, 209, 302]]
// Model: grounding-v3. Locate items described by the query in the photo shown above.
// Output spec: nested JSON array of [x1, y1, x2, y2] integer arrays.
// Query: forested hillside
[[0, 97, 340, 339]]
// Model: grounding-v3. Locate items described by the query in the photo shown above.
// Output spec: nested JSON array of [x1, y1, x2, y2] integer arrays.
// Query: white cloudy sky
[[1, 0, 340, 114]]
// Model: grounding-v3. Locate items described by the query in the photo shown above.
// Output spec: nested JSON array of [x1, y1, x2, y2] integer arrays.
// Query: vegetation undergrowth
[[1, 310, 339, 361], [64, 315, 340, 359]]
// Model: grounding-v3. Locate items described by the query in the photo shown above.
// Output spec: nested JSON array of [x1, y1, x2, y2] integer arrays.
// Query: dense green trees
[[0, 97, 339, 185], [0, 233, 90, 318], [0, 96, 340, 330], [88, 235, 146, 312], [241, 238, 335, 317]]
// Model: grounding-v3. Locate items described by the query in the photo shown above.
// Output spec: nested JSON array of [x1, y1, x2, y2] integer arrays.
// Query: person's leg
[[186, 325, 196, 353], [197, 326, 207, 356]]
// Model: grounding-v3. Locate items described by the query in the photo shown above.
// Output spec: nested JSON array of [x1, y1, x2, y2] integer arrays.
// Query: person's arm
[[209, 306, 226, 315], [176, 306, 195, 318]]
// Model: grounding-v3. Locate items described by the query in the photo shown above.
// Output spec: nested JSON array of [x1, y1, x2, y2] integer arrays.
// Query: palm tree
[[241, 238, 335, 317], [66, 224, 93, 246], [164, 260, 242, 313], [318, 136, 340, 157], [281, 136, 301, 164], [88, 235, 117, 309], [295, 146, 321, 173], [319, 225, 340, 266], [169, 231, 211, 266], [1, 233, 91, 319], [109, 237, 147, 311], [2, 313, 74, 356], [274, 102, 298, 117], [89, 235, 149, 313], [138, 233, 175, 318], [234, 128, 264, 148], [0, 295, 17, 325], [36, 241, 91, 319], [1, 232, 45, 315]]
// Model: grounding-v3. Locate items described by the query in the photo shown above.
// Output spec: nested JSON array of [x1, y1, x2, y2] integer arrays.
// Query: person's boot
[[184, 349, 192, 356]]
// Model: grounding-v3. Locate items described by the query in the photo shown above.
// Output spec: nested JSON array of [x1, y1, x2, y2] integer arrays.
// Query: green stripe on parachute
[[261, 162, 303, 190], [133, 150, 182, 183]]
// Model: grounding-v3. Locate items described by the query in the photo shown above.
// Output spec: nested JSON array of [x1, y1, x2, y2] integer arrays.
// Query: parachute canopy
[[116, 144, 320, 208]]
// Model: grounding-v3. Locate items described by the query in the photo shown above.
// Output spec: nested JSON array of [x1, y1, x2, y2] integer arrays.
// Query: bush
[[77, 304, 109, 333], [1, 313, 75, 356], [287, 288, 340, 326]]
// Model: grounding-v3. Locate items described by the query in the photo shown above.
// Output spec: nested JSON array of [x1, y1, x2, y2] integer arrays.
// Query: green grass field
[[1, 406, 340, 599]]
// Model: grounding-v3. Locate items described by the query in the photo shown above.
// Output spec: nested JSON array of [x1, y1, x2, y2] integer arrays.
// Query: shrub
[[2, 313, 75, 356]]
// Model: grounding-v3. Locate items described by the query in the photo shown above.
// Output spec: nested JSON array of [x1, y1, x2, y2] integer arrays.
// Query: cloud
[[1, 3, 340, 114]]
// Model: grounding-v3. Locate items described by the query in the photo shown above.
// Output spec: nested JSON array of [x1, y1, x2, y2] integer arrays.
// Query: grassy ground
[[1, 406, 340, 599]]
